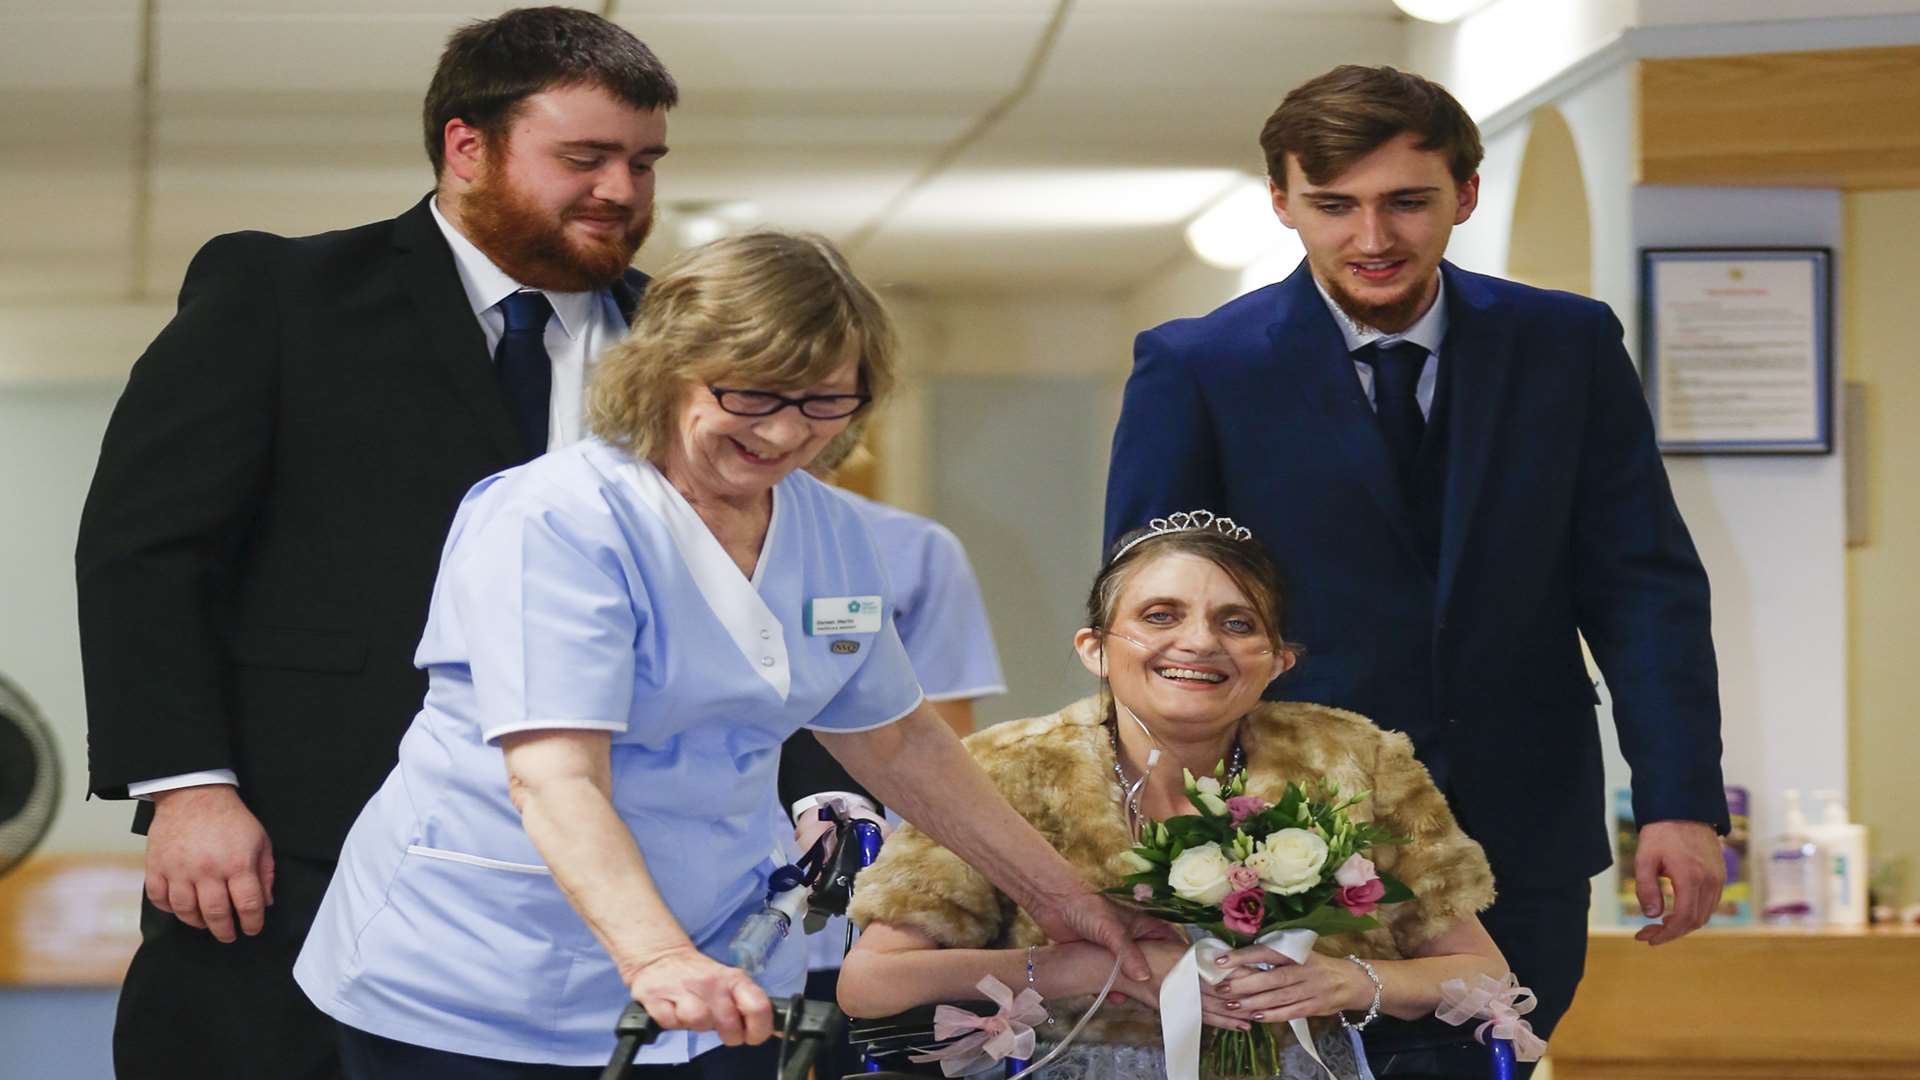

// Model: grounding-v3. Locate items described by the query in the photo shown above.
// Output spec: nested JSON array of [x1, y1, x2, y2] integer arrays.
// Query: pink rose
[[1132, 883, 1155, 903], [1227, 863, 1260, 891], [1225, 795, 1269, 826], [1336, 878, 1388, 917], [1221, 886, 1265, 936], [1334, 853, 1378, 889]]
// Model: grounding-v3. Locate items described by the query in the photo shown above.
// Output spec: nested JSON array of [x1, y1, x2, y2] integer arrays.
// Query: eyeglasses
[[708, 385, 871, 421]]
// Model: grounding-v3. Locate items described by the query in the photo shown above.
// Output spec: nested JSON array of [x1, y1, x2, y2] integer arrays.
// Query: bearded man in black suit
[[76, 9, 676, 1077]]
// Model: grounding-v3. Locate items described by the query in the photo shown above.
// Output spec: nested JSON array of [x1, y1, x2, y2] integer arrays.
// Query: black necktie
[[495, 290, 554, 461], [1355, 340, 1428, 484]]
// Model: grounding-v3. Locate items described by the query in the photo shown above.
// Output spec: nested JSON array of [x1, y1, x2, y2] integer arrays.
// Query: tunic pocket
[[335, 844, 609, 1055]]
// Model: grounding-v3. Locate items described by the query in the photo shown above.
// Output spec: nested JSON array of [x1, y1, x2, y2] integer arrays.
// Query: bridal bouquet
[[1107, 764, 1415, 1079]]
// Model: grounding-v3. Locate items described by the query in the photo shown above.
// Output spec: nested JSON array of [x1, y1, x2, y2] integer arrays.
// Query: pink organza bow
[[908, 975, 1047, 1078], [1434, 972, 1549, 1062]]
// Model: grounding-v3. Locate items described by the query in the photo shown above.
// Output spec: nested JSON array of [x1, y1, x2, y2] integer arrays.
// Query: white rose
[[1166, 841, 1235, 905], [1246, 828, 1330, 896], [1194, 776, 1223, 798]]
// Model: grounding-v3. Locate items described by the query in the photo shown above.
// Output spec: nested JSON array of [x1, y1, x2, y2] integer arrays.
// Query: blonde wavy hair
[[588, 230, 898, 463]]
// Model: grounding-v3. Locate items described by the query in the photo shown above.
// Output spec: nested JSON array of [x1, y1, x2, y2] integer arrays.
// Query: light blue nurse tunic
[[837, 490, 1007, 705], [294, 438, 924, 1066]]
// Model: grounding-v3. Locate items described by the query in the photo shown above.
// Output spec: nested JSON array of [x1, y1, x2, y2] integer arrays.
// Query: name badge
[[806, 595, 882, 636]]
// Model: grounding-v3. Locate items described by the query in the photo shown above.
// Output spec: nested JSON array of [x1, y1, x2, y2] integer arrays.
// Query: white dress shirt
[[128, 199, 631, 799], [1313, 273, 1449, 420]]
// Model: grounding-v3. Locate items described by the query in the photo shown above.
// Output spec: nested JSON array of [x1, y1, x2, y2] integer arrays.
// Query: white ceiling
[[0, 0, 1406, 302]]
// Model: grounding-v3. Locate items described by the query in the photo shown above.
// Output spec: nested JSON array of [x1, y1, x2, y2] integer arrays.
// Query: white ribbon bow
[[1160, 927, 1339, 1080]]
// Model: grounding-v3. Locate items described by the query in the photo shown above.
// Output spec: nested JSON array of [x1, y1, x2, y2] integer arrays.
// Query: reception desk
[[1549, 925, 1920, 1079], [0, 853, 144, 986]]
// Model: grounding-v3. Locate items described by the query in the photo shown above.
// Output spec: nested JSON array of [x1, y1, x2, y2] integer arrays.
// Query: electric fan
[[0, 672, 59, 878]]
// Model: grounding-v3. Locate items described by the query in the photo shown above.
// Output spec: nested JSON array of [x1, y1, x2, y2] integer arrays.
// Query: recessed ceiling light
[[1392, 0, 1497, 24], [1184, 179, 1302, 271]]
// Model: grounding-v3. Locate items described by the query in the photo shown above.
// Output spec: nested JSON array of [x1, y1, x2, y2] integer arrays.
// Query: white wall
[[0, 384, 144, 854], [904, 295, 1135, 727], [1407, 0, 1637, 120]]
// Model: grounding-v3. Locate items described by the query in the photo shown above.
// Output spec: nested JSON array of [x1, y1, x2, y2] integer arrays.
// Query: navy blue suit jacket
[[1105, 261, 1728, 885]]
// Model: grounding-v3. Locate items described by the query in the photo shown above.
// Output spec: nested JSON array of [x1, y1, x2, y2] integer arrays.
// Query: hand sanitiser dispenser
[[1762, 790, 1823, 925], [1807, 790, 1869, 927]]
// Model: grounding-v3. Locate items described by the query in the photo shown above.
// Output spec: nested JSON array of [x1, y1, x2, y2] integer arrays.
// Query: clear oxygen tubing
[[1002, 954, 1127, 1080], [944, 631, 1172, 1079]]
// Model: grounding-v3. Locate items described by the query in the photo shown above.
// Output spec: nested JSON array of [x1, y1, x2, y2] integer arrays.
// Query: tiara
[[1111, 510, 1255, 561]]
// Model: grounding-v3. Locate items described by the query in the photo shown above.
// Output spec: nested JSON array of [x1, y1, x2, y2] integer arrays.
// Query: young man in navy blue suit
[[1106, 66, 1729, 1075]]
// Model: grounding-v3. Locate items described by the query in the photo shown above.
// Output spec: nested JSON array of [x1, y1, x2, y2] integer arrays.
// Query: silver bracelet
[[1027, 944, 1054, 1025], [1338, 954, 1382, 1032]]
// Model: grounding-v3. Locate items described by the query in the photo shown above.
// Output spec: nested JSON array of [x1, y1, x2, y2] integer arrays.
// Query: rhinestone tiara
[[1110, 509, 1254, 562]]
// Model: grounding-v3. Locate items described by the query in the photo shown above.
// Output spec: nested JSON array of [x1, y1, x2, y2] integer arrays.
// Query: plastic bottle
[[1807, 790, 1869, 927], [1761, 790, 1823, 925]]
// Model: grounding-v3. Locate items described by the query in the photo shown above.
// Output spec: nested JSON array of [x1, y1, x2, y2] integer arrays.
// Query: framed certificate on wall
[[1640, 247, 1833, 454]]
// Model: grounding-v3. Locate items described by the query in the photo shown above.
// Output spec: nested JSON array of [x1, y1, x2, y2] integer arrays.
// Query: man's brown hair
[[423, 6, 678, 177], [1260, 65, 1483, 190]]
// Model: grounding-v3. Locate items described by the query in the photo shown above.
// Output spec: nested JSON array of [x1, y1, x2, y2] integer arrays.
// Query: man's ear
[[1268, 175, 1297, 230], [1073, 627, 1107, 679], [441, 118, 490, 188], [1454, 171, 1480, 226]]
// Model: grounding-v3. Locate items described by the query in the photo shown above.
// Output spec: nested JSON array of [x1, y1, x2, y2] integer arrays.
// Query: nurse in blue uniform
[[294, 231, 1157, 1079], [842, 487, 1007, 731]]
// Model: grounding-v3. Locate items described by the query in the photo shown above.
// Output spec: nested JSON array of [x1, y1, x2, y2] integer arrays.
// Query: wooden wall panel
[[1639, 46, 1920, 190]]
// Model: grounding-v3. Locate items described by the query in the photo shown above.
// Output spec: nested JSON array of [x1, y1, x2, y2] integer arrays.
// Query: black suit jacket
[[77, 195, 645, 860], [1106, 261, 1728, 885]]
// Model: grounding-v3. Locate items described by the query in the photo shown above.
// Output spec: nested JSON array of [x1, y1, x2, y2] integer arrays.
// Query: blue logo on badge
[[848, 600, 862, 613]]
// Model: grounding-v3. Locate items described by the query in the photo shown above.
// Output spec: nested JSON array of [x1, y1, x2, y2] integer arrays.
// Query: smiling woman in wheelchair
[[841, 521, 1510, 1079]]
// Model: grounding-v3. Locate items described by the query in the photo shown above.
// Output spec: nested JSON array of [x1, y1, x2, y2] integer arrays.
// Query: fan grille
[[0, 673, 60, 877]]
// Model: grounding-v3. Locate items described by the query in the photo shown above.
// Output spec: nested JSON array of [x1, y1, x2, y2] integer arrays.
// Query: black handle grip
[[602, 996, 835, 1080], [599, 1000, 663, 1080]]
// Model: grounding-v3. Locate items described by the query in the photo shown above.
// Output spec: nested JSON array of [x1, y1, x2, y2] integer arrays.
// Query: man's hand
[[1030, 889, 1179, 982], [1633, 819, 1724, 945], [145, 784, 274, 943], [625, 943, 773, 1047]]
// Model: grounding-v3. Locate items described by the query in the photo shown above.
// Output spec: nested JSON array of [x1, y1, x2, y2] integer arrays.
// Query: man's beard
[[462, 161, 652, 292], [1323, 267, 1434, 335]]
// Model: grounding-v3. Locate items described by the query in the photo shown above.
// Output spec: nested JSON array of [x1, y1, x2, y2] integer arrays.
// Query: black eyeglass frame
[[707, 385, 872, 420]]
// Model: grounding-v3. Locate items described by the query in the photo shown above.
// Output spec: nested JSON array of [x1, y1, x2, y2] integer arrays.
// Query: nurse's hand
[[627, 944, 774, 1047], [1032, 889, 1180, 983], [145, 784, 275, 943]]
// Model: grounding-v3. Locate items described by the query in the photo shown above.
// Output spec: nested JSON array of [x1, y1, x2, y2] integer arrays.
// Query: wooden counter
[[0, 853, 145, 986], [1549, 925, 1920, 1079]]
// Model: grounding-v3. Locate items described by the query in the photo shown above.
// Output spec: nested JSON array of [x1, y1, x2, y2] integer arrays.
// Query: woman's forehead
[[1119, 550, 1252, 606]]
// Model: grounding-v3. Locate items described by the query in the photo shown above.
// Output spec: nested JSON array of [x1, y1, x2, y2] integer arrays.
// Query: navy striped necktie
[[495, 290, 553, 461]]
